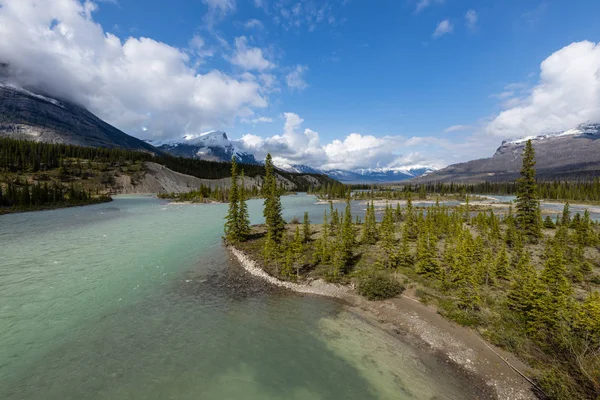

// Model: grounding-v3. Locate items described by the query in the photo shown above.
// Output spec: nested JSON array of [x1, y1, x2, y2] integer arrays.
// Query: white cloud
[[272, 1, 341, 32], [230, 36, 274, 71], [433, 20, 453, 38], [236, 112, 447, 170], [486, 41, 600, 138], [0, 0, 266, 139], [286, 65, 308, 91], [244, 19, 264, 29], [444, 125, 471, 133], [415, 0, 444, 14], [252, 116, 273, 123], [202, 0, 236, 25], [465, 10, 477, 31]]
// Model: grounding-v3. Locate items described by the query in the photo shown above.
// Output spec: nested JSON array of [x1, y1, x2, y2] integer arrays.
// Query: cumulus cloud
[[465, 10, 477, 31], [286, 65, 308, 91], [0, 0, 267, 139], [236, 112, 446, 170], [433, 20, 453, 38], [486, 41, 600, 137], [230, 36, 274, 71]]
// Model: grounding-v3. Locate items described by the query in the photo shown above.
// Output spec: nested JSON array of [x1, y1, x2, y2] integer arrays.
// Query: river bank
[[228, 244, 537, 400], [0, 196, 112, 215]]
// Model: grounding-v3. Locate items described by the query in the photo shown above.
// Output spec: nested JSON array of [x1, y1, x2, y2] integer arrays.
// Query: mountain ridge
[[0, 83, 158, 153], [413, 122, 600, 183]]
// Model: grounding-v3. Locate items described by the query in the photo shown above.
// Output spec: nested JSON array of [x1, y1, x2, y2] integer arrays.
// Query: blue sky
[[1, 0, 600, 169]]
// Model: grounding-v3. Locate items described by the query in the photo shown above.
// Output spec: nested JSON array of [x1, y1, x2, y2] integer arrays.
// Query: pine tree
[[506, 251, 545, 330], [380, 204, 397, 268], [302, 211, 311, 243], [494, 243, 510, 280], [292, 225, 304, 277], [237, 170, 251, 241], [397, 222, 413, 269], [543, 215, 556, 229], [263, 154, 285, 242], [339, 196, 356, 269], [515, 140, 542, 240], [224, 157, 240, 242], [415, 224, 441, 278], [539, 241, 573, 330], [362, 200, 377, 244]]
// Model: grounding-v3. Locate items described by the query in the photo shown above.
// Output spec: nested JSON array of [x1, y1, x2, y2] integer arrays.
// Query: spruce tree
[[237, 170, 251, 241], [362, 200, 377, 244], [515, 140, 542, 240], [302, 211, 311, 243], [494, 243, 510, 280], [339, 196, 356, 269], [224, 157, 240, 242], [263, 154, 285, 242]]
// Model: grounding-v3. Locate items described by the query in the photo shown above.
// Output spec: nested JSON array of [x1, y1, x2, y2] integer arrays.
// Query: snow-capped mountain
[[147, 130, 437, 182], [414, 122, 600, 183], [500, 122, 600, 147], [146, 131, 260, 164], [274, 162, 437, 182]]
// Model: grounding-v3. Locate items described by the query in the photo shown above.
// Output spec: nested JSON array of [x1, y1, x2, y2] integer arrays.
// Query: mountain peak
[[501, 122, 600, 146]]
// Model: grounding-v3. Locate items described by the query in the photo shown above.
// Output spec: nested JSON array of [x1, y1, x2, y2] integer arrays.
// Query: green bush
[[357, 272, 404, 300]]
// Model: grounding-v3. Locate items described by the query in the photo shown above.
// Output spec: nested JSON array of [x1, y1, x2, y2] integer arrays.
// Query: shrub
[[357, 272, 405, 300], [289, 216, 300, 224]]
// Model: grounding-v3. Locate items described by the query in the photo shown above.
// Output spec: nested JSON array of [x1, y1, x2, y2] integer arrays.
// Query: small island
[[226, 144, 600, 400]]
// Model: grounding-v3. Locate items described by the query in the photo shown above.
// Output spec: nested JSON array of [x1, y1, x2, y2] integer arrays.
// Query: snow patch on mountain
[[146, 131, 259, 164], [503, 123, 600, 145], [0, 82, 64, 108]]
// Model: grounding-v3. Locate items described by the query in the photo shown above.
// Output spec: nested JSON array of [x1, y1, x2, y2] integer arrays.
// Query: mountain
[[0, 83, 158, 153], [413, 123, 600, 183], [274, 163, 437, 183], [146, 131, 259, 164]]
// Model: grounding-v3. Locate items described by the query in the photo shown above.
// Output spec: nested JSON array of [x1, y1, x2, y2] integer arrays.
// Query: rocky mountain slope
[[0, 83, 158, 153], [414, 123, 600, 183]]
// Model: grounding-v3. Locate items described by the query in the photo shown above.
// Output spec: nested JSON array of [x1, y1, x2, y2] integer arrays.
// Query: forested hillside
[[0, 138, 338, 213]]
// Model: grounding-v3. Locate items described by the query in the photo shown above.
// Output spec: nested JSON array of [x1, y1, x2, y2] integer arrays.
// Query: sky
[[1, 0, 600, 170]]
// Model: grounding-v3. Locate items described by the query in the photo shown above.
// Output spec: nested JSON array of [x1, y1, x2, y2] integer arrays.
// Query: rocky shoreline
[[228, 244, 538, 400]]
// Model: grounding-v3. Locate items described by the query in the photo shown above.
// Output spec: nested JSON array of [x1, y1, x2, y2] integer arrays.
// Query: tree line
[[0, 137, 334, 189], [311, 177, 600, 203]]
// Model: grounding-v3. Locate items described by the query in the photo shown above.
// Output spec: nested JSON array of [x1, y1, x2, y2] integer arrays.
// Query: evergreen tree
[[543, 215, 556, 229], [362, 200, 378, 244], [494, 243, 510, 280], [237, 170, 251, 241], [339, 196, 356, 270], [302, 211, 311, 243], [515, 140, 542, 240], [397, 222, 413, 269], [263, 154, 285, 242], [224, 157, 240, 242], [380, 204, 397, 268]]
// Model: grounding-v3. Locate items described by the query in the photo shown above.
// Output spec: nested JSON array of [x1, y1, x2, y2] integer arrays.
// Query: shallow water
[[1, 194, 485, 399]]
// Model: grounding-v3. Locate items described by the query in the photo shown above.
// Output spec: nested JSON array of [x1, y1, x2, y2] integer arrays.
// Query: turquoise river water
[[0, 194, 512, 399]]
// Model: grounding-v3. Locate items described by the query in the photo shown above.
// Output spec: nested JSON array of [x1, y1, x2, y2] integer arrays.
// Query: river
[[0, 194, 524, 399]]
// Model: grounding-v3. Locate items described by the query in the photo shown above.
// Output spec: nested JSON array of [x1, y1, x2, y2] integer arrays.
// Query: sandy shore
[[228, 245, 537, 400]]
